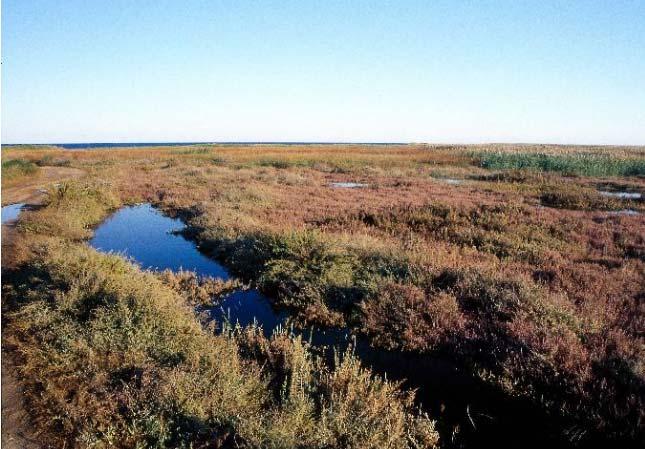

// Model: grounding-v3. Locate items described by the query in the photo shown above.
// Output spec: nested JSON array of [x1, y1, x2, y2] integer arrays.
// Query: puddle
[[433, 178, 463, 185], [609, 209, 641, 216], [89, 203, 567, 448], [599, 191, 642, 199], [1, 203, 25, 224], [329, 182, 367, 188]]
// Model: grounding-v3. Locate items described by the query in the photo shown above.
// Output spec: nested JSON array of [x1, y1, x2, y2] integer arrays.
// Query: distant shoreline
[[4, 142, 644, 150], [4, 142, 408, 150]]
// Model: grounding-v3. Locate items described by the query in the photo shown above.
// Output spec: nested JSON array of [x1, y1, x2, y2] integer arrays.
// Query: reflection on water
[[1, 203, 25, 224], [90, 204, 229, 278]]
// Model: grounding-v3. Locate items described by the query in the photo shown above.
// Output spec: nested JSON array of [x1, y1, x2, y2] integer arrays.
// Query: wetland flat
[[2, 143, 644, 449]]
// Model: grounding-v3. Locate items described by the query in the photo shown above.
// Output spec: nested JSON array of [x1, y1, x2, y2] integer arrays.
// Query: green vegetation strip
[[2, 158, 39, 180], [472, 151, 645, 177]]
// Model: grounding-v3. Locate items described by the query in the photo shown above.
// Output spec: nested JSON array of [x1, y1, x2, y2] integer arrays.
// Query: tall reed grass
[[472, 151, 645, 177]]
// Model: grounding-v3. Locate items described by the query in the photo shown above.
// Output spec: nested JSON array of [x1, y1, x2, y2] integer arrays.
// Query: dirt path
[[2, 166, 85, 449], [2, 166, 86, 205], [1, 359, 41, 449]]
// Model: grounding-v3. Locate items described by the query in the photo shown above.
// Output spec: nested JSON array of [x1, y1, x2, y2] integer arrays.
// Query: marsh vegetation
[[2, 143, 644, 448], [1, 159, 39, 185]]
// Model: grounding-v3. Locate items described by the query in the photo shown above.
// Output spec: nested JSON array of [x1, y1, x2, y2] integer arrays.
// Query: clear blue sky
[[2, 0, 644, 144]]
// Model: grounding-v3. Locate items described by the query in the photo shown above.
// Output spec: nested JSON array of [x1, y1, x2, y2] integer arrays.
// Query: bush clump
[[2, 158, 39, 181], [539, 186, 621, 210], [3, 242, 439, 448], [18, 181, 120, 240]]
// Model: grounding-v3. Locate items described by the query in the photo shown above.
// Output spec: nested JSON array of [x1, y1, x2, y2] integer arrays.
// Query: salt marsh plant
[[3, 237, 438, 449], [1, 158, 39, 184]]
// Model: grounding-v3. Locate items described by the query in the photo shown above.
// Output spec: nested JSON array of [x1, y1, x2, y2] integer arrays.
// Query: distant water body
[[33, 142, 404, 150]]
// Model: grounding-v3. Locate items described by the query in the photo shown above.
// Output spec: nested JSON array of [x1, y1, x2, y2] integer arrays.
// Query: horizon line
[[3, 141, 644, 148]]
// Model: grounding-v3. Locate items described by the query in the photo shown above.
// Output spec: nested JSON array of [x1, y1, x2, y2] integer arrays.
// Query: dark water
[[1, 203, 25, 224], [88, 204, 568, 449]]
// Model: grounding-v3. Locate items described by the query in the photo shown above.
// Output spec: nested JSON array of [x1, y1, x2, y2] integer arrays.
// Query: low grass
[[316, 202, 574, 263]]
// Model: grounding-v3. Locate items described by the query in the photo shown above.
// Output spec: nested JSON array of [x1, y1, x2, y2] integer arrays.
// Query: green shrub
[[260, 232, 356, 308], [36, 155, 72, 167], [19, 181, 120, 240], [2, 158, 39, 180]]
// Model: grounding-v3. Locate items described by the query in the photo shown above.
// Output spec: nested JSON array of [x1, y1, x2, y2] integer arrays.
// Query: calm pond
[[88, 203, 562, 448]]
